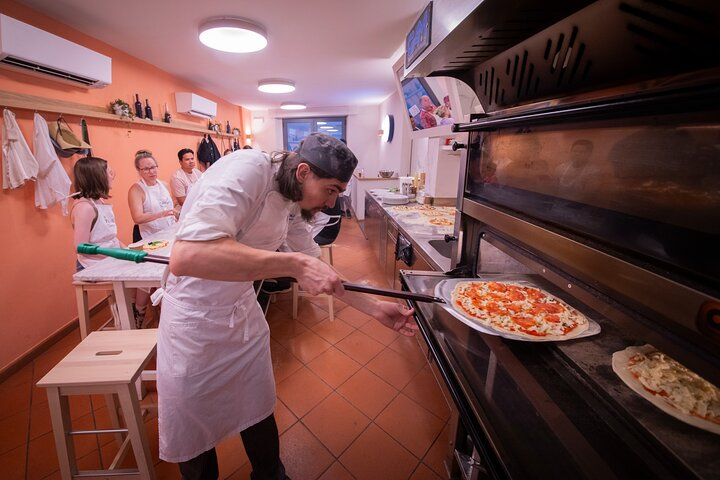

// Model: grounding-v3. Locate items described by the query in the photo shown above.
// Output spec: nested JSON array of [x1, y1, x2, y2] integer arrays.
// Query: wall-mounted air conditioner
[[0, 14, 111, 88], [175, 92, 217, 119]]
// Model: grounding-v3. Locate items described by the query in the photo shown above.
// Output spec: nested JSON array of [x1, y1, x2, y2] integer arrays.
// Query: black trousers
[[178, 413, 286, 480]]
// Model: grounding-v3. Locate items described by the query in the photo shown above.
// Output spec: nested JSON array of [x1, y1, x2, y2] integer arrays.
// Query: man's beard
[[301, 209, 316, 221]]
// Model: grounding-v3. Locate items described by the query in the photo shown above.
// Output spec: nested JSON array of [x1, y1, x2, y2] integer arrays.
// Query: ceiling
[[18, 0, 427, 111]]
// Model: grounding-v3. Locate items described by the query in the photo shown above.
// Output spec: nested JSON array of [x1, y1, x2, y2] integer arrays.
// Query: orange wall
[[0, 1, 245, 371]]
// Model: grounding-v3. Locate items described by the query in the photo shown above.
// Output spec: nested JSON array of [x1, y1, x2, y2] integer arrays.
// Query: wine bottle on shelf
[[233, 139, 240, 150], [134, 94, 144, 119], [226, 121, 231, 134], [144, 99, 153, 121], [163, 103, 172, 123]]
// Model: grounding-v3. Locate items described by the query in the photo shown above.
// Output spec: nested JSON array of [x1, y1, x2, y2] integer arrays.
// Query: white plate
[[612, 345, 720, 435], [382, 194, 409, 205], [435, 278, 601, 342]]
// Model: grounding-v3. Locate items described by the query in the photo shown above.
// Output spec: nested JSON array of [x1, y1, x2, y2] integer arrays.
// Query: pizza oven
[[400, 0, 720, 478]]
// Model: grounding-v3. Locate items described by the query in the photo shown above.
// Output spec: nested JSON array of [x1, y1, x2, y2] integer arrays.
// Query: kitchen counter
[[364, 191, 457, 274]]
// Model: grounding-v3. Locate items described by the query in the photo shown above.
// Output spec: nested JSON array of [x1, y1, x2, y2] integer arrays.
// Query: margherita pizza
[[450, 281, 589, 339], [429, 217, 453, 226], [613, 345, 720, 434], [142, 240, 169, 251]]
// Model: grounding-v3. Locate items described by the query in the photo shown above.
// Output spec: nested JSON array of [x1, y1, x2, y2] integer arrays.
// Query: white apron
[[33, 113, 72, 214], [157, 185, 292, 463], [75, 199, 122, 269], [137, 179, 175, 238]]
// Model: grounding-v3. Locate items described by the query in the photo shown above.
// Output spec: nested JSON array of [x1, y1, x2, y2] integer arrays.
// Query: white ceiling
[[18, 0, 427, 111]]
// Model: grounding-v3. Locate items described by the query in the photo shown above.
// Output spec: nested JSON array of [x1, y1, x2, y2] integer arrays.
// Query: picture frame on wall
[[405, 1, 432, 69]]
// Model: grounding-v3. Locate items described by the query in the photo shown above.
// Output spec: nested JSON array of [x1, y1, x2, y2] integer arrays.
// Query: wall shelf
[[0, 90, 238, 138]]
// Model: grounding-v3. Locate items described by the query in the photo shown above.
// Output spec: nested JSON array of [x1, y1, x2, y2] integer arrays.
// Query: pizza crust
[[449, 280, 590, 341], [612, 345, 720, 435]]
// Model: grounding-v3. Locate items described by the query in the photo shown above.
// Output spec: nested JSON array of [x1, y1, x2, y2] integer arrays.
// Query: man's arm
[[339, 290, 418, 337], [170, 237, 345, 296]]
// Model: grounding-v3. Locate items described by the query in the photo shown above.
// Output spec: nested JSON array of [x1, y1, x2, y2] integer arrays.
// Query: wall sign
[[405, 2, 432, 69]]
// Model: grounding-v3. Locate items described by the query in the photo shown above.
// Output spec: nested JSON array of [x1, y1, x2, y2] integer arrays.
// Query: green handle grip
[[77, 243, 149, 263]]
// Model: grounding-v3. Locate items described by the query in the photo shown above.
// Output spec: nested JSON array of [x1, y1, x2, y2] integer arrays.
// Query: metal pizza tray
[[435, 276, 602, 342]]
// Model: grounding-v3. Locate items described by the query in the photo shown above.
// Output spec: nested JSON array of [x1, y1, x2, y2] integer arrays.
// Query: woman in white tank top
[[70, 157, 123, 270], [128, 149, 177, 239]]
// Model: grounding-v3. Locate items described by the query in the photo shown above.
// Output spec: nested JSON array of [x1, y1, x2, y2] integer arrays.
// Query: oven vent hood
[[406, 0, 720, 113]]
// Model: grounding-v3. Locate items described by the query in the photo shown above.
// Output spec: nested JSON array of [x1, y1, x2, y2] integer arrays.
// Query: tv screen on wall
[[401, 77, 455, 131]]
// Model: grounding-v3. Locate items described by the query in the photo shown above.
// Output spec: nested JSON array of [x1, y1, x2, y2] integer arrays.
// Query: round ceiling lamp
[[198, 18, 267, 53], [280, 102, 306, 110], [258, 79, 295, 93]]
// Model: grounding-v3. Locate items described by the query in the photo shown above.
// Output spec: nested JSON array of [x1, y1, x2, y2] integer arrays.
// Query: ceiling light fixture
[[280, 102, 306, 110], [258, 79, 295, 93], [198, 17, 267, 53]]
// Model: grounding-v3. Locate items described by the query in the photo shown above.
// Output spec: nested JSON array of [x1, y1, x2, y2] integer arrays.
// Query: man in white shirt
[[170, 148, 202, 207]]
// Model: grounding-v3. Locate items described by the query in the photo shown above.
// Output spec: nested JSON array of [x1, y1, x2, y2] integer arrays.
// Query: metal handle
[[451, 141, 467, 151]]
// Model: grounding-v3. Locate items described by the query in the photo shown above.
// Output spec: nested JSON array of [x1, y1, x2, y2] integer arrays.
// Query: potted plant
[[109, 99, 133, 119]]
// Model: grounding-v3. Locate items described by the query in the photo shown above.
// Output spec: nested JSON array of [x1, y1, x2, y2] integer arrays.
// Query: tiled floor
[[0, 219, 453, 479]]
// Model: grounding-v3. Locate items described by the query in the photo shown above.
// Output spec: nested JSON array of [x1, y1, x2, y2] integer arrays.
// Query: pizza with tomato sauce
[[450, 281, 589, 339]]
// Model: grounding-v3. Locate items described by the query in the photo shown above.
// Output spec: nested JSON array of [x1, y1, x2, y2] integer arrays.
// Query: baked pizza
[[450, 281, 589, 339], [613, 345, 720, 434], [429, 217, 453, 226], [142, 240, 169, 251]]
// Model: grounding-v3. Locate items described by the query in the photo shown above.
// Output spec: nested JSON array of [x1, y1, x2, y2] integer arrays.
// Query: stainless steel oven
[[401, 0, 720, 478]]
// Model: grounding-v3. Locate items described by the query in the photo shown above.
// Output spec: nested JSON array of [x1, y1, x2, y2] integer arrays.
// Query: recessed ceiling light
[[327, 129, 339, 132], [258, 79, 295, 93], [316, 121, 327, 125], [319, 125, 333, 129], [199, 17, 267, 53], [280, 102, 306, 110]]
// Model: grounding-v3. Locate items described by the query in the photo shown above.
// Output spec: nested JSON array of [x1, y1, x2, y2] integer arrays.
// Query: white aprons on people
[[2, 108, 38, 190], [136, 178, 176, 238], [74, 199, 122, 269], [32, 113, 72, 214], [156, 151, 319, 463], [169, 167, 202, 204]]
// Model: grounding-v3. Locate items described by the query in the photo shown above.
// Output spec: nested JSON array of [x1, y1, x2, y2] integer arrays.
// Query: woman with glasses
[[128, 149, 177, 239]]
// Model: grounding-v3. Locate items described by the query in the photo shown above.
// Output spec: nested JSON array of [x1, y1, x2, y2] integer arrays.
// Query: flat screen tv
[[401, 77, 455, 131]]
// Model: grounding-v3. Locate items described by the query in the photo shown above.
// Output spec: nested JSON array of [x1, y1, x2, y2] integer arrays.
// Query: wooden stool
[[73, 281, 120, 339], [37, 329, 158, 480], [293, 244, 335, 321]]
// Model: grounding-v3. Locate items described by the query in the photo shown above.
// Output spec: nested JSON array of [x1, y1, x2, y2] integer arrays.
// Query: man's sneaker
[[261, 278, 293, 294]]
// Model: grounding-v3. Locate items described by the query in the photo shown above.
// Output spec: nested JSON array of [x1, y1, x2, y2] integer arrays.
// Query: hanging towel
[[2, 108, 39, 189], [33, 113, 72, 214]]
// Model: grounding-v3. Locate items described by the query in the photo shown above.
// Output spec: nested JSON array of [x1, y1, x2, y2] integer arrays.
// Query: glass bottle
[[144, 99, 153, 121], [134, 94, 143, 119], [226, 121, 231, 134]]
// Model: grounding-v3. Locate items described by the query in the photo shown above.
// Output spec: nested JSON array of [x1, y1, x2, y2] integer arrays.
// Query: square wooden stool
[[37, 329, 158, 480]]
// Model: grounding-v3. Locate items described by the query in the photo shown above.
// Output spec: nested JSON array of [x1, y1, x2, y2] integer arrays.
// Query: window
[[282, 116, 347, 151]]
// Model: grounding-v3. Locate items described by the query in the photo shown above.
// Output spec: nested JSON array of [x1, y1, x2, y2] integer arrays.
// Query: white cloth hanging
[[33, 113, 72, 214], [2, 108, 38, 190]]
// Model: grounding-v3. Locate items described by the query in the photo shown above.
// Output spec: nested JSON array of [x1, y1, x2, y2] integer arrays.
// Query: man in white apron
[[158, 133, 417, 479]]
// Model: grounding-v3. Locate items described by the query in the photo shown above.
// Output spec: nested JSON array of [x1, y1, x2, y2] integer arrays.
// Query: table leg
[[75, 285, 90, 339], [118, 383, 156, 480], [47, 388, 76, 480], [112, 282, 134, 330]]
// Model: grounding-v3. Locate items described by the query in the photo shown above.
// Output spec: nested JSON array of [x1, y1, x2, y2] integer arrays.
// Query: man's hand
[[295, 255, 345, 297], [371, 301, 418, 337]]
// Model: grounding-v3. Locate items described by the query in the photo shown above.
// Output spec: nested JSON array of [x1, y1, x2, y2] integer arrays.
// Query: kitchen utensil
[[378, 170, 394, 178]]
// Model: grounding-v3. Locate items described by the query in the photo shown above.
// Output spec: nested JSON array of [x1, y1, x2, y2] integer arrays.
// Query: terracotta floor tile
[[388, 334, 428, 366], [359, 318, 400, 346], [307, 295, 348, 314], [307, 347, 362, 389], [29, 397, 53, 440], [402, 366, 451, 421], [217, 433, 250, 480], [336, 306, 373, 329], [284, 330, 332, 364], [334, 330, 384, 365], [423, 421, 452, 478], [270, 340, 303, 383], [226, 461, 252, 479], [268, 319, 310, 349], [311, 318, 355, 345], [0, 443, 26, 480], [318, 461, 355, 480], [26, 430, 59, 479], [154, 460, 181, 479], [279, 301, 329, 329], [375, 393, 445, 459], [366, 347, 425, 390], [410, 462, 443, 480], [0, 380, 31, 421], [0, 408, 29, 456], [1, 362, 33, 388], [302, 392, 370, 457], [32, 343, 75, 384], [275, 400, 298, 435], [276, 367, 332, 418], [280, 422, 334, 480], [336, 369, 398, 419], [340, 424, 418, 480]]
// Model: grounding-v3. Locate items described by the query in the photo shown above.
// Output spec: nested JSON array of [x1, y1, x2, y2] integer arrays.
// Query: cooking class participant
[[170, 148, 202, 208], [128, 149, 177, 327], [71, 156, 124, 271], [157, 133, 418, 479]]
